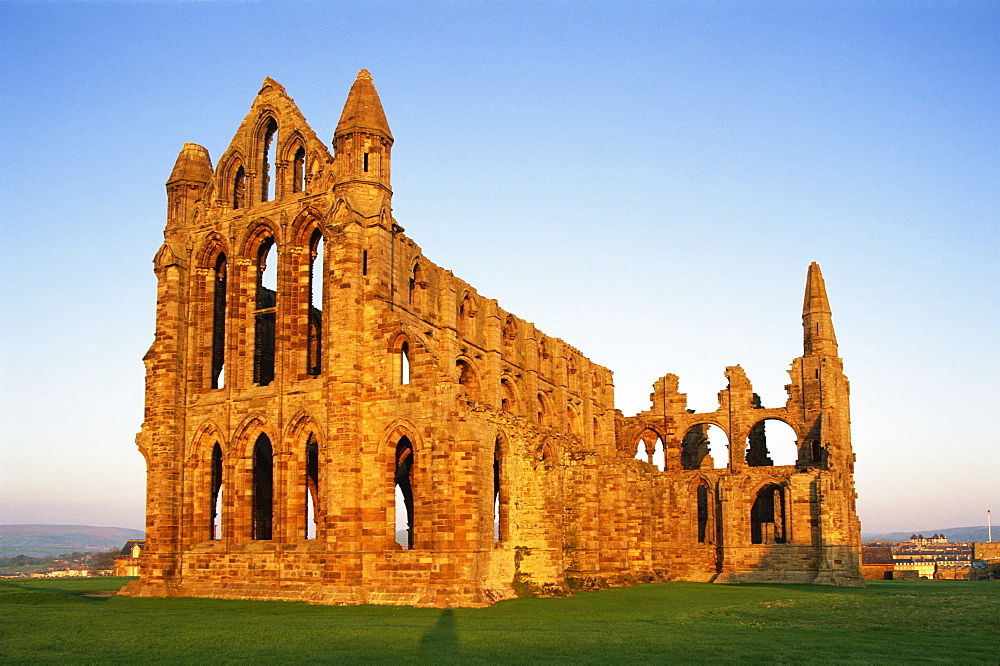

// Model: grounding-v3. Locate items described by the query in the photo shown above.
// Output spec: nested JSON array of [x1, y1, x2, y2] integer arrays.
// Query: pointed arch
[[258, 114, 278, 202], [408, 259, 425, 311], [195, 233, 229, 269], [536, 391, 552, 427], [566, 403, 581, 436], [391, 332, 412, 385], [689, 476, 716, 544], [241, 224, 279, 387], [189, 420, 228, 459], [502, 315, 518, 356], [232, 414, 277, 456], [750, 482, 787, 545], [219, 150, 247, 209], [458, 292, 476, 338], [456, 356, 482, 401], [283, 133, 308, 194], [285, 411, 323, 540], [188, 421, 228, 543], [500, 376, 520, 414], [493, 431, 508, 543], [383, 421, 421, 550]]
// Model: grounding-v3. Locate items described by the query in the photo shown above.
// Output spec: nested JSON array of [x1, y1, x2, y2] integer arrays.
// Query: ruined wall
[[123, 72, 862, 608]]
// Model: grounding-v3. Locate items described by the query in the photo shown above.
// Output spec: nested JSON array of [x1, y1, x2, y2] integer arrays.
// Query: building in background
[[114, 540, 144, 577]]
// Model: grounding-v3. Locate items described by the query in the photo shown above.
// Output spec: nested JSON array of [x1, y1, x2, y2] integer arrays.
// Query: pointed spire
[[802, 262, 839, 357], [167, 143, 213, 186], [335, 69, 393, 141]]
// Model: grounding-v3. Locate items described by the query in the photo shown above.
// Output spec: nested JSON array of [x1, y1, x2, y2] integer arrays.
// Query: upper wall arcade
[[125, 71, 863, 608]]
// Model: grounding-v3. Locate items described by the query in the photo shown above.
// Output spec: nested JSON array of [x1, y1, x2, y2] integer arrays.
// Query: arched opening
[[292, 145, 306, 193], [253, 237, 277, 386], [540, 442, 555, 467], [493, 437, 503, 543], [210, 253, 227, 389], [539, 339, 551, 376], [307, 230, 324, 376], [400, 341, 410, 385], [232, 165, 246, 209], [750, 483, 786, 544], [633, 430, 664, 471], [261, 117, 278, 202], [745, 419, 798, 467], [502, 316, 517, 356], [566, 405, 580, 436], [500, 378, 517, 414], [408, 263, 424, 310], [394, 436, 414, 549], [696, 484, 712, 543], [210, 443, 223, 540], [536, 393, 551, 427], [566, 355, 578, 391], [251, 434, 273, 540], [681, 424, 728, 470], [456, 359, 481, 401], [305, 434, 318, 540], [459, 294, 474, 337]]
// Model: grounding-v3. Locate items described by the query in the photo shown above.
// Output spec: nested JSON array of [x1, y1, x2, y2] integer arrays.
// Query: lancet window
[[210, 253, 227, 389], [305, 434, 319, 539], [253, 236, 277, 386], [252, 434, 274, 540], [292, 145, 307, 193], [394, 436, 414, 549], [210, 443, 223, 540], [260, 118, 278, 202], [493, 437, 504, 543], [307, 229, 324, 376], [232, 165, 246, 209]]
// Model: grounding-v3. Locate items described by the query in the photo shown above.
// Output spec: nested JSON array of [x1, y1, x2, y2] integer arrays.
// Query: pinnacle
[[335, 68, 392, 140], [802, 262, 832, 317], [802, 262, 838, 357]]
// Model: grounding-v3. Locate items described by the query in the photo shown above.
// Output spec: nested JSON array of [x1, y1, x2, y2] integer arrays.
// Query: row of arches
[[632, 419, 808, 470], [454, 356, 595, 437], [196, 221, 324, 389], [192, 420, 508, 550], [225, 114, 312, 210], [407, 271, 592, 395], [688, 480, 788, 546]]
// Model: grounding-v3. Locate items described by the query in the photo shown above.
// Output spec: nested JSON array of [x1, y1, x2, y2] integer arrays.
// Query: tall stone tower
[[124, 73, 861, 607]]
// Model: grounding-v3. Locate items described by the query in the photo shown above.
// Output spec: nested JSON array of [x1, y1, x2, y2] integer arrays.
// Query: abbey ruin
[[121, 71, 863, 607]]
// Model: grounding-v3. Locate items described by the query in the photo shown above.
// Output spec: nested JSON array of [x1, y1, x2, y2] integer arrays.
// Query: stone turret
[[333, 69, 393, 215], [802, 262, 838, 358], [166, 142, 212, 229]]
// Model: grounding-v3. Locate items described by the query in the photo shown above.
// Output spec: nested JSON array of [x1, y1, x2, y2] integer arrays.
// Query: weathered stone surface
[[121, 71, 863, 607]]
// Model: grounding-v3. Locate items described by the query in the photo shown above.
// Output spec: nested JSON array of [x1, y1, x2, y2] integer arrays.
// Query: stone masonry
[[120, 71, 863, 607]]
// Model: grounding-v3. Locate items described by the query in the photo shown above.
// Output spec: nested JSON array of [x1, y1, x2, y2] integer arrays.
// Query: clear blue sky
[[1, 1, 996, 535]]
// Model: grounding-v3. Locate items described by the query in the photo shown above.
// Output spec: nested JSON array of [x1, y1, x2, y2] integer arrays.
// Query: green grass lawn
[[1, 577, 997, 663]]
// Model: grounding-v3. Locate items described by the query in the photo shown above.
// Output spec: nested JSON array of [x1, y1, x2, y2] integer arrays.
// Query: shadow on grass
[[418, 608, 459, 659]]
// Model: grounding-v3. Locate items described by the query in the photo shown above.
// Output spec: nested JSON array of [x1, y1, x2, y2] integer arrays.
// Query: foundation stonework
[[121, 71, 863, 607]]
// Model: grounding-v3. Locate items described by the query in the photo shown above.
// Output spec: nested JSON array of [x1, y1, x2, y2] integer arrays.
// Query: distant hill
[[862, 526, 992, 544], [0, 525, 144, 558]]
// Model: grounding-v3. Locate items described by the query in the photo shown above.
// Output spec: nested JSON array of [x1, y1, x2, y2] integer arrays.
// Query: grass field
[[1, 577, 997, 663]]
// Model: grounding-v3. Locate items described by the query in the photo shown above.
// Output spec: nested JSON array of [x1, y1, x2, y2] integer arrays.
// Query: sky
[[0, 0, 996, 536]]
